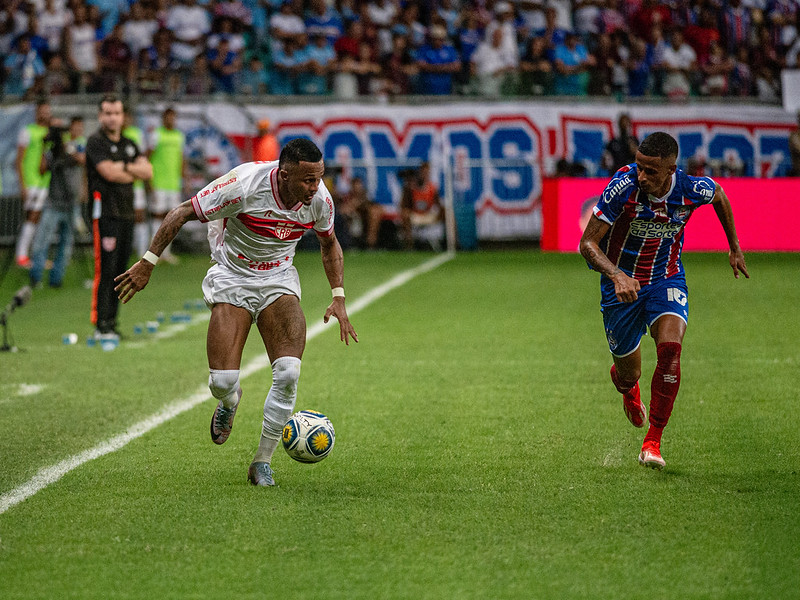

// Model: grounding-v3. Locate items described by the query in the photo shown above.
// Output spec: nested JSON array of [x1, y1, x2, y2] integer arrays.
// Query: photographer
[[29, 117, 86, 289]]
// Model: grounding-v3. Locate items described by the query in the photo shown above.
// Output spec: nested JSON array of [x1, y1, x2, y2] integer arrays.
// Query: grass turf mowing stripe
[[0, 251, 455, 516]]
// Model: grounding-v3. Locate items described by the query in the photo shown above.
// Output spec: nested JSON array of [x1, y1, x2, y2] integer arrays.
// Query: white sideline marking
[[0, 252, 455, 516]]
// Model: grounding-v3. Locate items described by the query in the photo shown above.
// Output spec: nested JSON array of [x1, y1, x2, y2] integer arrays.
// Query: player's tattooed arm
[[115, 201, 198, 302], [580, 215, 640, 302], [148, 201, 197, 257]]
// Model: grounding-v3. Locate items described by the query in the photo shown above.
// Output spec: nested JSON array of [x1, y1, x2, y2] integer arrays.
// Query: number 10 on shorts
[[667, 287, 687, 306]]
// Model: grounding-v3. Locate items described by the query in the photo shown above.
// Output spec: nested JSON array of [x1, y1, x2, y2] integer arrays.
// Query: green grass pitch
[[0, 249, 798, 599]]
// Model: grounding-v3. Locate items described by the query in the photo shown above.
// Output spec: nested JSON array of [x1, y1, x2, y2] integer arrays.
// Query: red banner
[[541, 178, 800, 252]]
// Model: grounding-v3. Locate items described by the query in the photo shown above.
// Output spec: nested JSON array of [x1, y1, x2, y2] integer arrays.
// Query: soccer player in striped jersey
[[580, 132, 749, 470], [113, 138, 357, 487]]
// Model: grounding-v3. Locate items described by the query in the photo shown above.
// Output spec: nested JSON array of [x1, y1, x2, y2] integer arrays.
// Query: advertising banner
[[3, 101, 797, 241], [541, 177, 800, 252]]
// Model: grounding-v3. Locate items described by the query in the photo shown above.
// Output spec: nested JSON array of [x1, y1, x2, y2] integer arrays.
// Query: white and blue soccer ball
[[282, 410, 335, 463]]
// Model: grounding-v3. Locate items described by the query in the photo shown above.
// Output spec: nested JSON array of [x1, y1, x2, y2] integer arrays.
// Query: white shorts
[[151, 189, 182, 214], [133, 186, 148, 211], [23, 186, 48, 211], [202, 263, 302, 322]]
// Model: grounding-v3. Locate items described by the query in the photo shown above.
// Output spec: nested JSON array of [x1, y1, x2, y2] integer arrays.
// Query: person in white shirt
[[660, 28, 697, 98], [166, 0, 211, 65], [470, 27, 517, 96], [122, 2, 159, 59], [114, 138, 358, 488]]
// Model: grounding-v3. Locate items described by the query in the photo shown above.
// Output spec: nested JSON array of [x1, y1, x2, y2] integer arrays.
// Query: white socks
[[16, 221, 36, 259], [208, 369, 241, 409], [253, 356, 301, 464]]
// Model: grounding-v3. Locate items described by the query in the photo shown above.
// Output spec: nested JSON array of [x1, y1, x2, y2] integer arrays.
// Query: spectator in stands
[[137, 28, 182, 96], [548, 0, 575, 31], [437, 0, 461, 38], [515, 0, 547, 37], [660, 28, 697, 99], [599, 0, 626, 35], [470, 27, 517, 97], [603, 113, 639, 174], [97, 24, 134, 93], [380, 31, 418, 96], [455, 8, 483, 91], [367, 0, 398, 30], [630, 0, 671, 41], [166, 0, 212, 67], [416, 24, 461, 95], [38, 0, 69, 59], [729, 46, 754, 96], [184, 54, 214, 95], [208, 36, 242, 94], [240, 55, 269, 95], [626, 35, 652, 97], [305, 0, 343, 46], [519, 34, 553, 95], [535, 6, 568, 59], [270, 0, 305, 54], [65, 2, 99, 93], [271, 34, 306, 95], [394, 2, 427, 50], [400, 162, 445, 251], [208, 16, 247, 55], [334, 17, 363, 60], [722, 0, 752, 54], [3, 34, 45, 98], [87, 0, 129, 39], [122, 2, 159, 60], [553, 31, 595, 96], [574, 0, 603, 39], [298, 32, 335, 94], [685, 7, 721, 66], [351, 40, 382, 96], [700, 40, 733, 97], [212, 0, 253, 31], [485, 1, 521, 69]]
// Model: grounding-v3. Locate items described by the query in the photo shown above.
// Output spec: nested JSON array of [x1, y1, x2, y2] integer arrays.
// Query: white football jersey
[[191, 161, 335, 278]]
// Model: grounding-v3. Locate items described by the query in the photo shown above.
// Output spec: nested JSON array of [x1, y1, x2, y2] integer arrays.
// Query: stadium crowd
[[1, 0, 799, 101]]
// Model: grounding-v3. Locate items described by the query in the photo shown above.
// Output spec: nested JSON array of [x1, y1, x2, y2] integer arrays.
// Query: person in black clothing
[[86, 95, 153, 340], [603, 113, 639, 174]]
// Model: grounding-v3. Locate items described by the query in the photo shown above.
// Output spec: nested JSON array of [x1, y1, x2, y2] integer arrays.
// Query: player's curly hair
[[279, 138, 323, 167], [638, 132, 679, 159]]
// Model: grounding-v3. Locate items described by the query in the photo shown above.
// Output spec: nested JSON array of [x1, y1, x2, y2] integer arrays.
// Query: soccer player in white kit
[[114, 138, 358, 487]]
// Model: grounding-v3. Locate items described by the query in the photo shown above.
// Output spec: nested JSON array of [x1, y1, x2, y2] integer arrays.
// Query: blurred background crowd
[[2, 0, 799, 102]]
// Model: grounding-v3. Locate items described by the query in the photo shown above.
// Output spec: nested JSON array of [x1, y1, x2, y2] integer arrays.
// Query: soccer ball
[[282, 410, 335, 463]]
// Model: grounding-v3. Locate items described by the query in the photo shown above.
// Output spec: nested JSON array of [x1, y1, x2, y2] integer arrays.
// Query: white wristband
[[142, 251, 159, 266], [331, 287, 345, 298]]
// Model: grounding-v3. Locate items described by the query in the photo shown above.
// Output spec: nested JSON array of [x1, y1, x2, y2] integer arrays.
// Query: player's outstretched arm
[[580, 214, 641, 302], [711, 184, 749, 280], [318, 231, 358, 345], [114, 201, 198, 303]]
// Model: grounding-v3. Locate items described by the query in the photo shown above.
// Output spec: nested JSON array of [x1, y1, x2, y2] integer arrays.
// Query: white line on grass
[[0, 252, 455, 516]]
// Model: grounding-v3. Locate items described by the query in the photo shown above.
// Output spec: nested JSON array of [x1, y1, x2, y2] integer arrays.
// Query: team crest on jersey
[[673, 206, 691, 222], [274, 225, 293, 239], [125, 144, 136, 158]]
